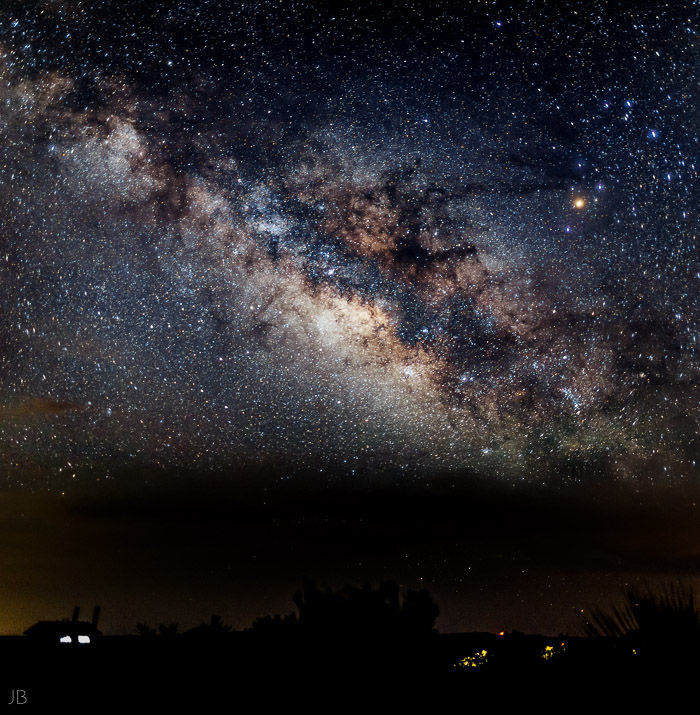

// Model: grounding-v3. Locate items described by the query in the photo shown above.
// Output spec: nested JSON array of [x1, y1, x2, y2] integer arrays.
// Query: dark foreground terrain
[[0, 631, 695, 707]]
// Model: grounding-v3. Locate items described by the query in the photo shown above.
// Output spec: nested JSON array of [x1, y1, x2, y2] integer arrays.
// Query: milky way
[[1, 0, 699, 489]]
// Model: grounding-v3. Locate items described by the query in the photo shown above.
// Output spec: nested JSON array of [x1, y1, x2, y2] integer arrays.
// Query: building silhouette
[[24, 606, 102, 644]]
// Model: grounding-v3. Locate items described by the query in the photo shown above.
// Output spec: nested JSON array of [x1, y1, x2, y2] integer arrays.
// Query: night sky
[[1, 0, 699, 636]]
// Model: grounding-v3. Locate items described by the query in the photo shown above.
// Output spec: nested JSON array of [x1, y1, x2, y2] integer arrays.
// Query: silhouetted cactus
[[583, 583, 700, 664], [584, 584, 700, 638]]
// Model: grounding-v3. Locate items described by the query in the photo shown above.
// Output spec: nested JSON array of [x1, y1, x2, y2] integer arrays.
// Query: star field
[[0, 0, 699, 492]]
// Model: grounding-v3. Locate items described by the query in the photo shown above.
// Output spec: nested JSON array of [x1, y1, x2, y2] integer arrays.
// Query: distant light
[[78, 635, 90, 644], [499, 631, 505, 636], [60, 635, 72, 644], [573, 197, 586, 209], [455, 649, 488, 668]]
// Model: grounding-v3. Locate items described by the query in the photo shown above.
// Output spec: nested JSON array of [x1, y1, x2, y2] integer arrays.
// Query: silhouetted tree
[[292, 579, 438, 638], [248, 613, 298, 634], [400, 588, 440, 634], [185, 615, 233, 639], [158, 622, 179, 638], [135, 622, 157, 638]]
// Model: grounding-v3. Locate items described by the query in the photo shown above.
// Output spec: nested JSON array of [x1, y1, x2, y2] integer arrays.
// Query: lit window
[[59, 636, 72, 644], [78, 635, 90, 644]]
